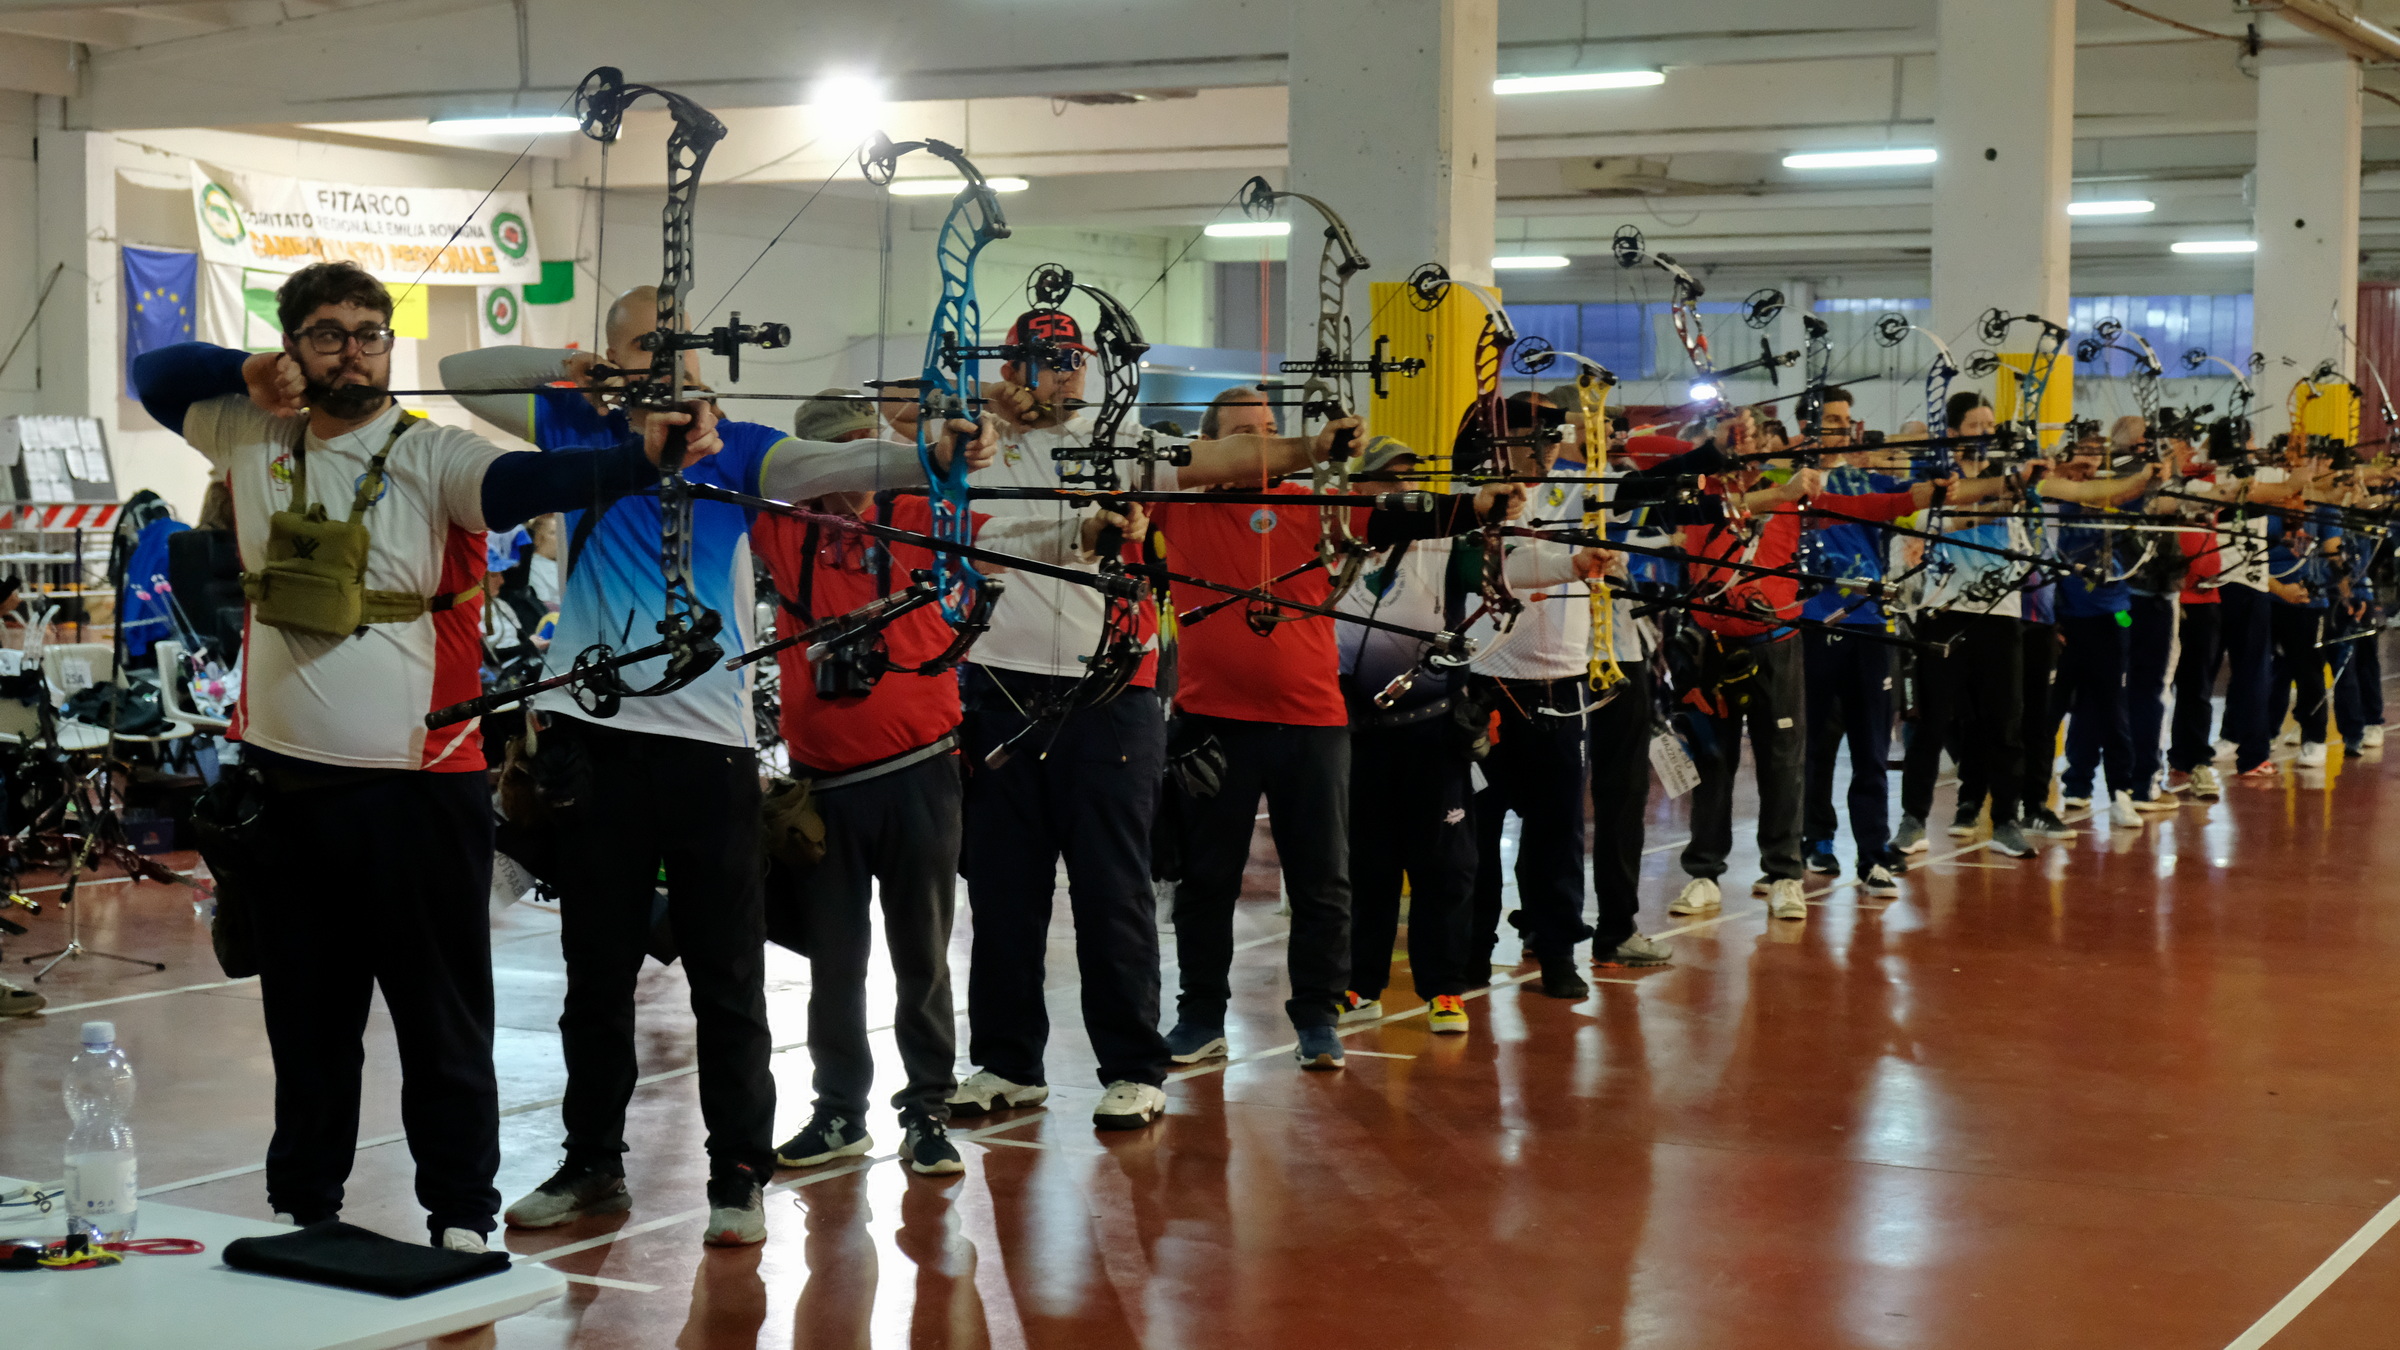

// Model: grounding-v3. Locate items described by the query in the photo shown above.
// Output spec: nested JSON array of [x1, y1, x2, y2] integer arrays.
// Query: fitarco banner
[[189, 162, 543, 286]]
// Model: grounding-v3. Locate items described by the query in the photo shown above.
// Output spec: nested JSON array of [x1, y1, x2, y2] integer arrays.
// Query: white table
[[0, 1178, 565, 1350]]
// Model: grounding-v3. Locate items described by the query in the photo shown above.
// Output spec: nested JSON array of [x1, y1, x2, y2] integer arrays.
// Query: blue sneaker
[[1293, 1024, 1345, 1071], [1164, 1022, 1228, 1064]]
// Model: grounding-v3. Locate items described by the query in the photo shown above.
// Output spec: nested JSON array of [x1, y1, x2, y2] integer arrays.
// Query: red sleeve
[[1823, 489, 1920, 523]]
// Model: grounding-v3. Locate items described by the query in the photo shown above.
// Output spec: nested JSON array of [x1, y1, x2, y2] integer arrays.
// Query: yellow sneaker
[[1426, 994, 1469, 1034]]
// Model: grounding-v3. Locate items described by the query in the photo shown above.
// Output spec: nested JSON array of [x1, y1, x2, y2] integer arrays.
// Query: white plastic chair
[[153, 640, 232, 733], [42, 642, 194, 744]]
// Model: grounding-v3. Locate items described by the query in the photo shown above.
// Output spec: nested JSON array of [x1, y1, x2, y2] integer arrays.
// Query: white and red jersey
[[184, 397, 502, 772]]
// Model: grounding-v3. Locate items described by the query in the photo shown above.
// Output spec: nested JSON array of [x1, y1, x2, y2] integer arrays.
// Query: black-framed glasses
[[295, 324, 396, 356]]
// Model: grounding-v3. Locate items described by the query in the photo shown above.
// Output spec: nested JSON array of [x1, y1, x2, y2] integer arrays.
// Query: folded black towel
[[222, 1221, 510, 1297]]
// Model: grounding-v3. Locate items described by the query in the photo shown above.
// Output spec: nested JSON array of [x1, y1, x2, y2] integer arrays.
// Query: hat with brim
[[794, 389, 881, 443]]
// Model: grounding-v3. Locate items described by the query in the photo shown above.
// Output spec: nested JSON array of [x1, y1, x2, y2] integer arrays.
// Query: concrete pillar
[[1930, 0, 2072, 427], [1283, 0, 1496, 363], [31, 101, 114, 423], [2251, 37, 2361, 434]]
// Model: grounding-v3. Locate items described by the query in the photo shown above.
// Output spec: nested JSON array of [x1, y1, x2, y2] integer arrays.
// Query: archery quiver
[[242, 412, 480, 638]]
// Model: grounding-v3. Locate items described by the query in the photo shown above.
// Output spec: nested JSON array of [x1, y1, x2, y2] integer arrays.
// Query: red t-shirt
[[1683, 488, 1918, 638], [1151, 485, 1347, 726], [753, 496, 979, 774], [2178, 521, 2224, 603]]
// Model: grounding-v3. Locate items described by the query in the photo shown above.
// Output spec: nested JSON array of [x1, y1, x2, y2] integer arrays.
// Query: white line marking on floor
[[559, 1272, 661, 1293], [27, 975, 258, 1018], [2222, 1189, 2400, 1350], [1340, 1049, 1415, 1059]]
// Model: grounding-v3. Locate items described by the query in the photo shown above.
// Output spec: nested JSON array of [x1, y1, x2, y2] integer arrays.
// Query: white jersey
[[1467, 539, 1589, 680], [184, 397, 503, 771], [968, 413, 1186, 678], [2216, 513, 2271, 591]]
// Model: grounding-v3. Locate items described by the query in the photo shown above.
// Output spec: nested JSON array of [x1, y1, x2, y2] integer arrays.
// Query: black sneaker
[[898, 1115, 965, 1176], [1803, 847, 1840, 876], [1534, 949, 1589, 999], [703, 1166, 766, 1247], [503, 1159, 630, 1229], [2025, 809, 2076, 839], [775, 1113, 873, 1169]]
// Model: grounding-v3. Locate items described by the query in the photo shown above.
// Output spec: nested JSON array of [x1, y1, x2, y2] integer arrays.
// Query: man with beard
[[129, 261, 734, 1252]]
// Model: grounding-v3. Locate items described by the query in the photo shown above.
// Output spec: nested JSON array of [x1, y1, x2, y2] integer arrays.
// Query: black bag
[[223, 1221, 509, 1297], [188, 765, 269, 978], [61, 682, 169, 737]]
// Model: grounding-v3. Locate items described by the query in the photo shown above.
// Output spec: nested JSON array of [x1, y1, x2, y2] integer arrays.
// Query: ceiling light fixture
[[2067, 199, 2156, 216], [1493, 71, 1666, 96], [887, 176, 1030, 196], [429, 115, 581, 136], [1492, 255, 1571, 270], [1782, 148, 1937, 170], [2171, 239, 2258, 254], [1688, 381, 1721, 403], [1205, 221, 1291, 238]]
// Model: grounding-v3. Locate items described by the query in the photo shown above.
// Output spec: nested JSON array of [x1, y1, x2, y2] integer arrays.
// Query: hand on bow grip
[[1311, 417, 1365, 463], [640, 400, 723, 470], [932, 414, 999, 475], [1081, 501, 1148, 560], [1474, 482, 1528, 523]]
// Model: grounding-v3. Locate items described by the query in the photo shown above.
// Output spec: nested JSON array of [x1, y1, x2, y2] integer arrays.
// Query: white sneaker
[[438, 1227, 488, 1253], [2297, 741, 2327, 768], [2189, 765, 2222, 799], [1669, 877, 1722, 915], [946, 1071, 1050, 1117], [2133, 792, 2180, 813], [2109, 791, 2141, 829], [2060, 795, 2092, 812], [1766, 878, 1808, 920], [1092, 1080, 1168, 1131], [2364, 725, 2386, 750]]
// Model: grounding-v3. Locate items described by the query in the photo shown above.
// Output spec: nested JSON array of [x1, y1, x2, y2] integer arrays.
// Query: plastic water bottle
[[63, 1020, 138, 1241]]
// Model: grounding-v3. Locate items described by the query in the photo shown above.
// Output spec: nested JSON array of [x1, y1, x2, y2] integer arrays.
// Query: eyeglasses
[[294, 324, 396, 356]]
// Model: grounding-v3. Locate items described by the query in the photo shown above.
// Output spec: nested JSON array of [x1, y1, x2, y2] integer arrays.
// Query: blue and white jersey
[[1799, 466, 1903, 626], [527, 391, 787, 747], [1918, 516, 2031, 619]]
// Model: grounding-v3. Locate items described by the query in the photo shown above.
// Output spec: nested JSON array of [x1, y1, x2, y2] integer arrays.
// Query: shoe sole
[[1898, 840, 1929, 855], [504, 1189, 630, 1229], [1946, 826, 1977, 839], [1093, 1106, 1164, 1131], [1336, 1007, 1382, 1025], [1538, 982, 1590, 1000], [703, 1223, 766, 1247], [946, 1089, 1051, 1118], [906, 1157, 967, 1176], [1667, 903, 1720, 915], [1296, 1051, 1346, 1071], [775, 1136, 873, 1169], [1167, 1038, 1228, 1065], [1594, 954, 1672, 969], [1428, 1020, 1468, 1035]]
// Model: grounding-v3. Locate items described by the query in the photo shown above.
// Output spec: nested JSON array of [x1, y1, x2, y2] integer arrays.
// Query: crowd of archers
[[97, 66, 2393, 1253]]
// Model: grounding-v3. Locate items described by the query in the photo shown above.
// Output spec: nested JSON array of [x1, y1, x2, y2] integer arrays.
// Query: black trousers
[[2268, 604, 2329, 744], [1587, 662, 1654, 949], [2168, 602, 2223, 773], [1801, 628, 1895, 871], [1681, 636, 1804, 882], [550, 720, 775, 1179], [2008, 622, 2066, 813], [255, 769, 498, 1240], [1470, 677, 1591, 961], [1172, 717, 1351, 1030], [2125, 595, 2175, 793], [2059, 613, 2136, 800], [2217, 585, 2276, 771], [770, 751, 961, 1121], [1904, 612, 2024, 827], [1348, 714, 1478, 1002], [2334, 617, 2386, 744], [959, 666, 1170, 1089]]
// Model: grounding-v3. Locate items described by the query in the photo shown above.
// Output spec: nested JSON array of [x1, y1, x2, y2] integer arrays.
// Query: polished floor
[[4, 669, 2400, 1348]]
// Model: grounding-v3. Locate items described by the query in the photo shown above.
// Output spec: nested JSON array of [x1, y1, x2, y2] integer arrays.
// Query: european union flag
[[123, 246, 197, 387]]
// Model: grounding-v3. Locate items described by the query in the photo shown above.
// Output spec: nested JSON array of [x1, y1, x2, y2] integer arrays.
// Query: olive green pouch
[[243, 413, 476, 637]]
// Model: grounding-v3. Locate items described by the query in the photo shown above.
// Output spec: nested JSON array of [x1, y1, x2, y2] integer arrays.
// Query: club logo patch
[[1249, 508, 1279, 534]]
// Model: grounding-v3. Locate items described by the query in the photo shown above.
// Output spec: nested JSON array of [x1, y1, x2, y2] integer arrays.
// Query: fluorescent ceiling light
[[2067, 199, 2156, 216], [1493, 255, 1571, 270], [1206, 221, 1291, 238], [1782, 148, 1937, 169], [1688, 382, 1720, 402], [887, 176, 1029, 196], [1494, 71, 1665, 95], [2171, 239, 2257, 254], [429, 115, 580, 136], [813, 73, 885, 105]]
